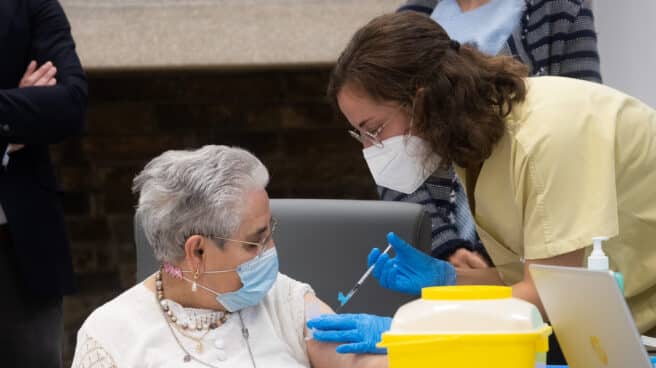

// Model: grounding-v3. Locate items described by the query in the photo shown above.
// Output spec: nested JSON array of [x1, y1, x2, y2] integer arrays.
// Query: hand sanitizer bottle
[[588, 236, 624, 293]]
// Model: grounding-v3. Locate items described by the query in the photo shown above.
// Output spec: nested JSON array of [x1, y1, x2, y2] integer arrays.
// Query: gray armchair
[[135, 198, 432, 317]]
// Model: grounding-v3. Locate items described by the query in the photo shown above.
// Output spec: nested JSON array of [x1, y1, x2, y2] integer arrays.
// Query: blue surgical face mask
[[199, 247, 279, 312]]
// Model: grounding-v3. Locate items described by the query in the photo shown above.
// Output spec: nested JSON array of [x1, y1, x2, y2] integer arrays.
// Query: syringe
[[335, 243, 393, 313]]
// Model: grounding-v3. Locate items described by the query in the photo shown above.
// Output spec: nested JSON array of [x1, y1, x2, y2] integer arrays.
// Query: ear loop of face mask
[[391, 101, 415, 146], [172, 235, 246, 292], [179, 267, 237, 297], [407, 96, 418, 131], [166, 233, 275, 299], [175, 246, 275, 297], [400, 99, 416, 138]]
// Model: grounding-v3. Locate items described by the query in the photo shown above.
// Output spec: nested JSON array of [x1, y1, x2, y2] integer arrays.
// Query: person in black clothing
[[0, 0, 88, 366]]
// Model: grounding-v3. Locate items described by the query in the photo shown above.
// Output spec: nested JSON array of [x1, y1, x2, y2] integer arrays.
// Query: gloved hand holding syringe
[[335, 243, 393, 313], [308, 232, 457, 354]]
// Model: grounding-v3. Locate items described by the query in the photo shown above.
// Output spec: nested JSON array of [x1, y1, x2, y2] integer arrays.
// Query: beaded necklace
[[155, 270, 257, 367]]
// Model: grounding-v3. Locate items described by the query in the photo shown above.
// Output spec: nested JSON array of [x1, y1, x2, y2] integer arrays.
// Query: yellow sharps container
[[377, 286, 552, 368]]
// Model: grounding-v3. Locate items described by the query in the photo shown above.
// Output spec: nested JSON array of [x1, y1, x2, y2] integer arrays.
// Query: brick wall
[[55, 67, 377, 364]]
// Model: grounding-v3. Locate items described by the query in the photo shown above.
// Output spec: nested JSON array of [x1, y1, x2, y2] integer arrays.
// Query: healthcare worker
[[378, 0, 603, 268], [308, 11, 656, 359]]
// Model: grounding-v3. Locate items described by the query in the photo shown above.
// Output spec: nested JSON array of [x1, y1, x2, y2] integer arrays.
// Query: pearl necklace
[[156, 270, 230, 332], [154, 270, 257, 367]]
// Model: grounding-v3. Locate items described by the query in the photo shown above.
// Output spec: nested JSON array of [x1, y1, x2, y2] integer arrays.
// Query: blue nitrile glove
[[307, 313, 392, 354], [368, 232, 457, 295]]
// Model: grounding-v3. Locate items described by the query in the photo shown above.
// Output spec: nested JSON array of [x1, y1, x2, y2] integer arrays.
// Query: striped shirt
[[379, 166, 481, 260], [400, 0, 602, 82], [379, 0, 602, 260]]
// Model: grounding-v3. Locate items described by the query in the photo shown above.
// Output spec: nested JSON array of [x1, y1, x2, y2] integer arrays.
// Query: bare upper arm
[[303, 293, 388, 368], [514, 248, 586, 319]]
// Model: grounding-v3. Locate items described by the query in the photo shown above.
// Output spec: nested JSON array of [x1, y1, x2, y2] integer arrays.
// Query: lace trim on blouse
[[71, 333, 118, 368]]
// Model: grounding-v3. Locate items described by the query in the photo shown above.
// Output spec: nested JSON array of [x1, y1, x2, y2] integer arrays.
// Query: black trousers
[[0, 224, 63, 368]]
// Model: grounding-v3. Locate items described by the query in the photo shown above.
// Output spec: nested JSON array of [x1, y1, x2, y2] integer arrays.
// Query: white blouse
[[71, 273, 313, 368]]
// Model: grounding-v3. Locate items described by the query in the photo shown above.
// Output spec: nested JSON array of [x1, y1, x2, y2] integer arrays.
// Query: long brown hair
[[328, 12, 528, 168]]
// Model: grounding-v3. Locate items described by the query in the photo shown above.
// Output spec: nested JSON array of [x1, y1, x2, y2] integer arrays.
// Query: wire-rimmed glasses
[[348, 120, 392, 148], [209, 217, 278, 258]]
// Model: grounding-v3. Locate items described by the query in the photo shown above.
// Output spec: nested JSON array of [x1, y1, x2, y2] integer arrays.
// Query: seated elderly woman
[[71, 145, 386, 368]]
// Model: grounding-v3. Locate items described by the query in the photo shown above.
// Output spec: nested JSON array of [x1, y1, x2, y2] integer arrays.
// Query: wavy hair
[[328, 12, 528, 167]]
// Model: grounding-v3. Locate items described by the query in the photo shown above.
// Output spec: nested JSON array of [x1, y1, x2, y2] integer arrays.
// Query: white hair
[[132, 145, 270, 264]]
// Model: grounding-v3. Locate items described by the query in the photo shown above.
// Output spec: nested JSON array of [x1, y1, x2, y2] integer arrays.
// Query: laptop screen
[[529, 264, 652, 368]]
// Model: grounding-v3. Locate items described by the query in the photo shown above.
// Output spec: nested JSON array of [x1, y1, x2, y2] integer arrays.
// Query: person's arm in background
[[457, 249, 586, 318], [0, 0, 88, 145], [559, 0, 602, 82], [528, 0, 602, 83], [4, 61, 59, 157], [2, 56, 59, 167]]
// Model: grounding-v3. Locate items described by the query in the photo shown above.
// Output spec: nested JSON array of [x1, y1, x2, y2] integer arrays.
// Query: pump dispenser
[[588, 236, 624, 293], [588, 236, 610, 271]]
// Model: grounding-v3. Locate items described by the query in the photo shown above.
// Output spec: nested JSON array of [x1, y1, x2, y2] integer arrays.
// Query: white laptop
[[529, 264, 653, 368]]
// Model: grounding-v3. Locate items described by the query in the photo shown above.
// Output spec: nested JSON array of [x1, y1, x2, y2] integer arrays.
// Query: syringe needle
[[335, 243, 393, 312]]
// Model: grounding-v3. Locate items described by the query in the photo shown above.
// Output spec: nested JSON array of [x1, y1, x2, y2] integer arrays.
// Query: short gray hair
[[132, 145, 270, 264]]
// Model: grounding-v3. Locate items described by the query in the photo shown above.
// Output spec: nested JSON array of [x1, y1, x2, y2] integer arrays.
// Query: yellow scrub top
[[455, 76, 656, 332]]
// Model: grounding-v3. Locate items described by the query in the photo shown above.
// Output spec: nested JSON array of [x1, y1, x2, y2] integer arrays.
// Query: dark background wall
[[55, 67, 377, 364]]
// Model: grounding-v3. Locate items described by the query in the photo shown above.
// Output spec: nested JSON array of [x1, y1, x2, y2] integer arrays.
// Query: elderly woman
[[71, 145, 386, 368]]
